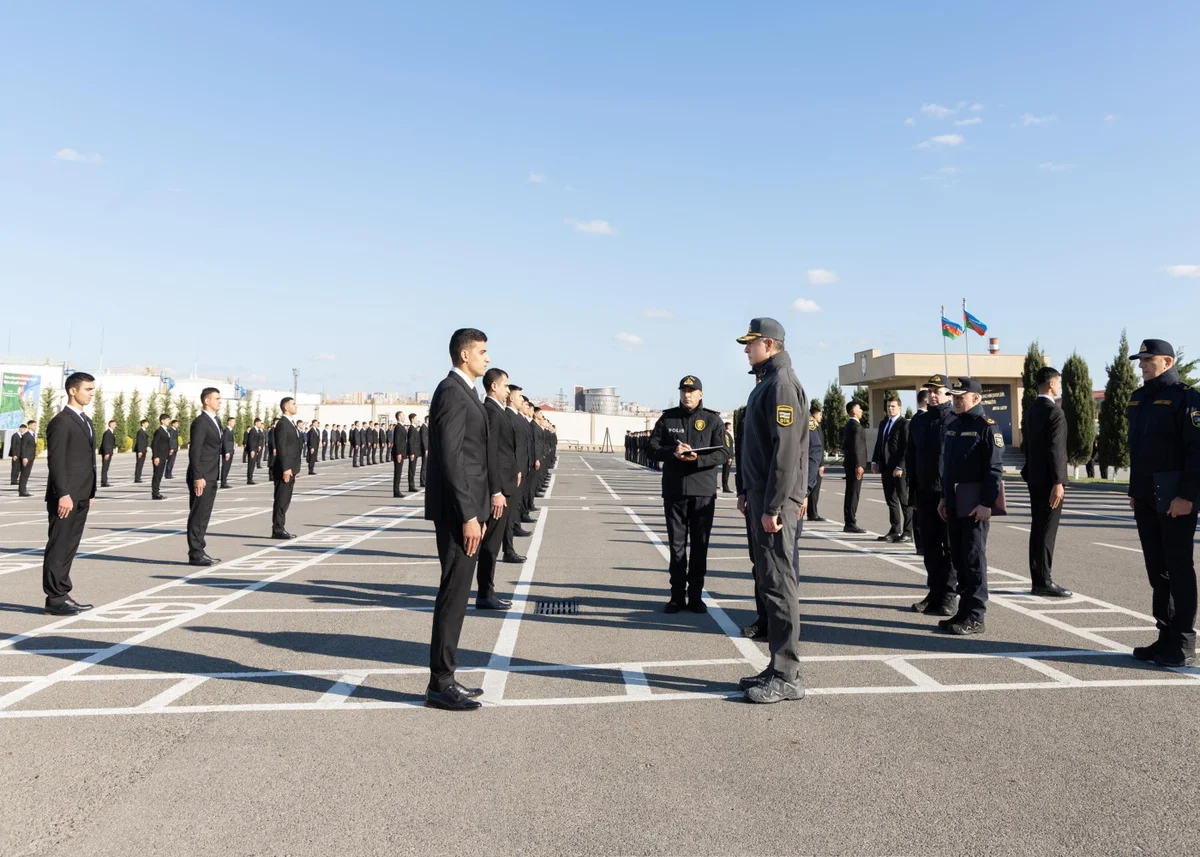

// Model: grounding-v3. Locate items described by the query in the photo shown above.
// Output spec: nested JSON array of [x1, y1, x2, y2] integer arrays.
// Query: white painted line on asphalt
[[885, 658, 941, 688], [317, 673, 367, 706], [138, 676, 209, 711], [594, 475, 621, 500], [1095, 542, 1142, 554], [0, 648, 106, 656], [1088, 626, 1155, 633], [214, 606, 435, 614], [579, 456, 595, 471], [621, 666, 653, 698], [318, 560, 439, 566], [1007, 525, 1031, 533], [1039, 607, 1121, 614], [1012, 657, 1083, 686], [710, 594, 916, 604]]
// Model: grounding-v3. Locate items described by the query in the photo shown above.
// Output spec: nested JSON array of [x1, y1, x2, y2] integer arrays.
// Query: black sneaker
[[911, 595, 932, 613], [746, 675, 805, 704], [738, 668, 772, 690], [941, 617, 985, 636], [687, 600, 708, 614], [925, 595, 958, 617], [740, 622, 767, 639], [664, 600, 683, 614], [843, 525, 866, 534], [1153, 649, 1197, 668], [1132, 639, 1165, 662]]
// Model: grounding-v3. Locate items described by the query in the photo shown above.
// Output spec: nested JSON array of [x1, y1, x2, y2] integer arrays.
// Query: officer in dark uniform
[[805, 403, 825, 521], [907, 374, 959, 616], [166, 419, 179, 478], [1126, 339, 1200, 667], [645, 375, 731, 613], [937, 377, 1003, 635]]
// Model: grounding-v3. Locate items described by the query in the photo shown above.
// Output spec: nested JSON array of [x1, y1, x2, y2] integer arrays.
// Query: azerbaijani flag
[[941, 317, 964, 339], [964, 310, 988, 336]]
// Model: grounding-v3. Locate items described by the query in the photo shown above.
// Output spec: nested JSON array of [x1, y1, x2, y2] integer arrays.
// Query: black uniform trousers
[[502, 499, 518, 554], [43, 499, 90, 603], [151, 458, 167, 496], [663, 495, 716, 602], [880, 472, 912, 538], [721, 460, 732, 492], [9, 457, 18, 484], [911, 492, 922, 552], [351, 445, 359, 467], [419, 455, 427, 487], [221, 455, 233, 486], [476, 502, 510, 599], [429, 519, 480, 691], [18, 460, 33, 495], [321, 443, 327, 461], [406, 457, 419, 493], [806, 474, 822, 520], [748, 498, 803, 682], [100, 455, 112, 486], [393, 456, 405, 496], [1133, 499, 1198, 653], [272, 474, 294, 534], [247, 455, 258, 483], [742, 507, 768, 628], [917, 490, 956, 598], [134, 452, 146, 482], [165, 451, 176, 478], [185, 478, 218, 561], [1027, 483, 1062, 587], [307, 450, 317, 475], [947, 514, 989, 621], [843, 473, 862, 528]]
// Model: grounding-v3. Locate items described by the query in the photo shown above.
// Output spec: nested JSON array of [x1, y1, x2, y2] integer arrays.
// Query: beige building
[[838, 348, 1027, 447]]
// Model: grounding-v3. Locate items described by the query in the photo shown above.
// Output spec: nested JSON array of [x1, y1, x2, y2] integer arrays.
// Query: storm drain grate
[[535, 598, 581, 616]]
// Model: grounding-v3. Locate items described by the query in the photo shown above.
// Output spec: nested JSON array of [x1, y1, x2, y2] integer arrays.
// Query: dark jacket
[[392, 424, 408, 458], [942, 404, 1004, 511], [740, 351, 808, 515], [151, 424, 171, 459], [99, 428, 115, 456], [1020, 396, 1067, 486], [424, 372, 489, 525], [842, 419, 868, 472], [272, 416, 303, 479], [221, 426, 235, 456], [1126, 367, 1200, 502], [186, 413, 223, 483], [244, 427, 262, 454], [44, 408, 97, 504], [807, 414, 824, 494], [645, 404, 730, 497], [19, 431, 37, 461], [134, 428, 149, 453], [505, 408, 528, 475], [485, 396, 520, 498], [872, 416, 908, 472]]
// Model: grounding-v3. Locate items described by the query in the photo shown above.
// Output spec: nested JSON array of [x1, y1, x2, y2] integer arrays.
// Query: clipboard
[[678, 445, 723, 454]]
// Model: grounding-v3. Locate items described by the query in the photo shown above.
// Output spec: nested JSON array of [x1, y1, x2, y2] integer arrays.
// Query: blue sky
[[2, 2, 1198, 411]]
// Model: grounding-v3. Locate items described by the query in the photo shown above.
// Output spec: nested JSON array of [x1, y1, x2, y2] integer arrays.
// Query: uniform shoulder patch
[[808, 417, 818, 431], [1191, 410, 1200, 429], [693, 418, 707, 431], [776, 405, 794, 427], [994, 433, 1004, 448]]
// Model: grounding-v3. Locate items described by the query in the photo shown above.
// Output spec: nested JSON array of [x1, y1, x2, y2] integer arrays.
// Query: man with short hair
[[321, 423, 329, 461], [806, 404, 825, 522], [721, 421, 735, 493], [503, 386, 531, 550], [476, 367, 517, 608], [907, 376, 958, 615], [350, 420, 361, 467], [420, 415, 430, 487], [99, 419, 116, 488], [133, 418, 150, 483], [367, 422, 378, 465], [244, 418, 263, 484], [8, 424, 25, 485], [185, 388, 225, 567], [405, 413, 422, 493], [871, 396, 911, 543], [842, 402, 868, 533], [150, 414, 171, 500], [271, 397, 302, 540], [11, 422, 36, 496], [42, 372, 98, 615], [1020, 366, 1072, 598], [392, 411, 408, 498], [166, 419, 180, 478], [220, 416, 235, 488], [306, 420, 320, 475]]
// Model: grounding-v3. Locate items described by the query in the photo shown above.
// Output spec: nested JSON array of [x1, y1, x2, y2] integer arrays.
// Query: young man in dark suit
[[220, 416, 235, 488], [350, 420, 360, 467], [424, 328, 492, 711], [8, 424, 24, 485], [150, 414, 171, 499], [419, 416, 430, 487], [320, 424, 328, 461], [166, 419, 180, 478], [1020, 366, 1072, 597], [504, 386, 532, 546], [18, 421, 37, 497], [871, 396, 912, 543], [392, 411, 408, 498], [842, 402, 868, 533], [405, 413, 423, 492], [99, 419, 116, 487], [186, 388, 224, 566], [271, 397, 302, 540], [244, 418, 263, 483], [42, 372, 98, 615], [476, 368, 517, 608], [133, 418, 149, 483], [306, 421, 320, 475]]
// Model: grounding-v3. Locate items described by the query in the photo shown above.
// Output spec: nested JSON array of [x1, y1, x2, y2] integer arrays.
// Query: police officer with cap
[[646, 375, 730, 613], [906, 374, 959, 616], [1126, 338, 1200, 667], [937, 377, 1003, 635], [735, 317, 808, 703]]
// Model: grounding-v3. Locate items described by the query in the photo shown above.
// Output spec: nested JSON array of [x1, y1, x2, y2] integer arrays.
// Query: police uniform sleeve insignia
[[776, 405, 794, 427], [693, 418, 706, 431], [808, 418, 818, 431], [1191, 410, 1200, 429], [994, 433, 1004, 448], [985, 418, 995, 424]]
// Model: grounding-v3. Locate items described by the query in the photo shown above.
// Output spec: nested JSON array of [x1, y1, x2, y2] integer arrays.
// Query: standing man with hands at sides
[[842, 401, 868, 534], [306, 420, 320, 475], [42, 372, 98, 615], [1020, 366, 1072, 598], [99, 419, 116, 488], [645, 375, 730, 613], [476, 367, 517, 610], [270, 398, 302, 540], [721, 421, 735, 493], [133, 418, 149, 483], [1126, 339, 1200, 668], [13, 421, 37, 497], [392, 411, 408, 498], [244, 418, 263, 484], [424, 328, 492, 711], [405, 413, 423, 494], [735, 318, 808, 704], [906, 376, 958, 616], [185, 388, 225, 567], [166, 419, 180, 478], [150, 413, 171, 500], [8, 423, 25, 486], [220, 416, 235, 489], [806, 404, 825, 522], [871, 396, 912, 543]]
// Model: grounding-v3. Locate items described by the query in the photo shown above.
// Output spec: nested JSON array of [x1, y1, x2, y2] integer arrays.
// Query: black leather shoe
[[895, 535, 912, 543], [220, 483, 232, 489], [1132, 639, 1165, 661], [271, 531, 297, 540], [202, 554, 221, 563], [189, 556, 217, 567], [512, 527, 534, 538], [687, 600, 708, 614], [45, 597, 93, 616], [664, 600, 683, 614], [1032, 583, 1073, 598], [843, 525, 866, 534], [876, 534, 895, 542], [740, 621, 767, 640], [529, 504, 540, 512], [454, 681, 484, 698], [475, 595, 512, 610], [502, 552, 527, 563], [424, 684, 482, 711], [19, 492, 32, 497], [248, 480, 258, 485], [101, 482, 111, 488], [1154, 649, 1197, 668], [520, 515, 535, 524], [811, 516, 828, 522], [393, 493, 405, 498]]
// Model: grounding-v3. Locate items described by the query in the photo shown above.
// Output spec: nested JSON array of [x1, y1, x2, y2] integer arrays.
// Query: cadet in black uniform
[[133, 419, 149, 483], [165, 419, 179, 478], [1126, 339, 1200, 667], [645, 375, 730, 613], [907, 375, 958, 616], [806, 403, 825, 521], [937, 377, 1003, 635], [150, 414, 171, 500]]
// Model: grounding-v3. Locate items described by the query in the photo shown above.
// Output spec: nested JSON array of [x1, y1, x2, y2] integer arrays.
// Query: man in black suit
[[871, 396, 912, 543], [265, 419, 277, 471], [425, 328, 492, 711], [99, 419, 116, 487], [391, 411, 408, 498], [244, 418, 263, 483], [420, 416, 430, 487], [16, 421, 37, 497], [320, 424, 328, 461], [306, 420, 320, 475], [166, 419, 180, 478], [477, 368, 518, 608], [1020, 366, 1073, 598], [42, 372, 98, 615], [841, 401, 868, 533], [133, 418, 149, 483], [350, 420, 360, 467], [8, 425, 24, 485], [518, 397, 538, 524], [150, 414, 171, 499], [504, 386, 532, 546], [271, 397, 302, 540], [220, 416, 235, 488], [186, 388, 224, 567], [403, 413, 421, 492]]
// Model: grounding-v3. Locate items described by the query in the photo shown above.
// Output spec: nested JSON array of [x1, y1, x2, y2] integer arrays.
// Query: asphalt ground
[[0, 451, 1197, 856]]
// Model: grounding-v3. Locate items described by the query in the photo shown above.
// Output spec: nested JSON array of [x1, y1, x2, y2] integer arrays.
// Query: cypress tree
[[127, 391, 142, 446], [851, 387, 870, 424], [1021, 340, 1048, 421], [1098, 330, 1137, 472], [176, 395, 192, 448], [91, 387, 107, 449], [822, 382, 848, 454], [111, 393, 128, 451], [1061, 352, 1096, 467], [38, 387, 57, 446], [1174, 346, 1199, 388]]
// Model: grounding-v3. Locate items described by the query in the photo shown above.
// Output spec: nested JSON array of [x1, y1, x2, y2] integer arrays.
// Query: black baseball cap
[[949, 377, 983, 396], [679, 375, 702, 391], [923, 373, 950, 389], [737, 317, 786, 344], [1130, 339, 1175, 360]]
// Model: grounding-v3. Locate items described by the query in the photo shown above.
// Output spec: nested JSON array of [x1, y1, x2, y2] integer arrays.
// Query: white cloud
[[528, 172, 546, 183], [615, 332, 642, 347], [806, 268, 839, 285], [54, 148, 102, 164], [564, 218, 616, 235], [920, 103, 954, 119], [953, 116, 982, 126], [792, 298, 821, 313], [312, 352, 337, 362], [642, 308, 673, 320], [922, 165, 961, 181], [1018, 113, 1056, 126], [1039, 162, 1074, 172], [1164, 265, 1200, 278], [904, 117, 916, 126], [917, 134, 964, 149], [1104, 113, 1118, 123], [969, 103, 984, 112]]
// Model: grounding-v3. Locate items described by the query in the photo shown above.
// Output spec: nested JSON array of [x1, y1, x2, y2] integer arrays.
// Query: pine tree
[[1021, 340, 1048, 421], [1097, 331, 1137, 472], [127, 390, 142, 445], [1061, 352, 1096, 467], [852, 387, 870, 424], [37, 387, 57, 446], [91, 387, 106, 449], [822, 382, 847, 454], [111, 393, 128, 452], [1174, 346, 1199, 388], [904, 407, 914, 420], [176, 395, 192, 448]]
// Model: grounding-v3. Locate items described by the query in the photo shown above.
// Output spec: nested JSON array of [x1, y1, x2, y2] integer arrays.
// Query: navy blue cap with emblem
[[923, 373, 950, 389], [1129, 339, 1175, 360], [949, 377, 983, 396], [679, 375, 702, 391], [736, 317, 786, 345]]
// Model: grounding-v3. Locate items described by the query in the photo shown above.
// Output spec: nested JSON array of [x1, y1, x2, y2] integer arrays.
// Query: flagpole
[[962, 297, 971, 375], [941, 305, 949, 377]]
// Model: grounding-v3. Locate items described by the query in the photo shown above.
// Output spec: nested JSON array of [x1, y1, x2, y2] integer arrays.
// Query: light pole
[[292, 368, 298, 400]]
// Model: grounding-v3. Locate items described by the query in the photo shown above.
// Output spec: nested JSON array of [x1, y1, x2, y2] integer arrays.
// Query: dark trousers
[[393, 457, 405, 496], [917, 491, 956, 598], [221, 455, 233, 486], [806, 474, 822, 520], [880, 472, 912, 538], [1133, 499, 1198, 653], [1027, 482, 1063, 587], [663, 495, 716, 602], [911, 496, 922, 552], [749, 498, 802, 682], [742, 508, 768, 627], [247, 454, 258, 483], [477, 501, 511, 599], [134, 452, 146, 482], [351, 446, 359, 466], [152, 458, 167, 495], [420, 455, 427, 487], [370, 447, 377, 464], [429, 518, 480, 691], [9, 457, 18, 484], [19, 460, 33, 495], [100, 454, 112, 486], [185, 476, 218, 560], [321, 443, 327, 461], [721, 460, 732, 492], [502, 500, 517, 554], [307, 450, 317, 475], [272, 473, 294, 533], [166, 451, 176, 478], [843, 474, 862, 527], [947, 513, 989, 621], [406, 457, 418, 492], [43, 499, 90, 602]]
